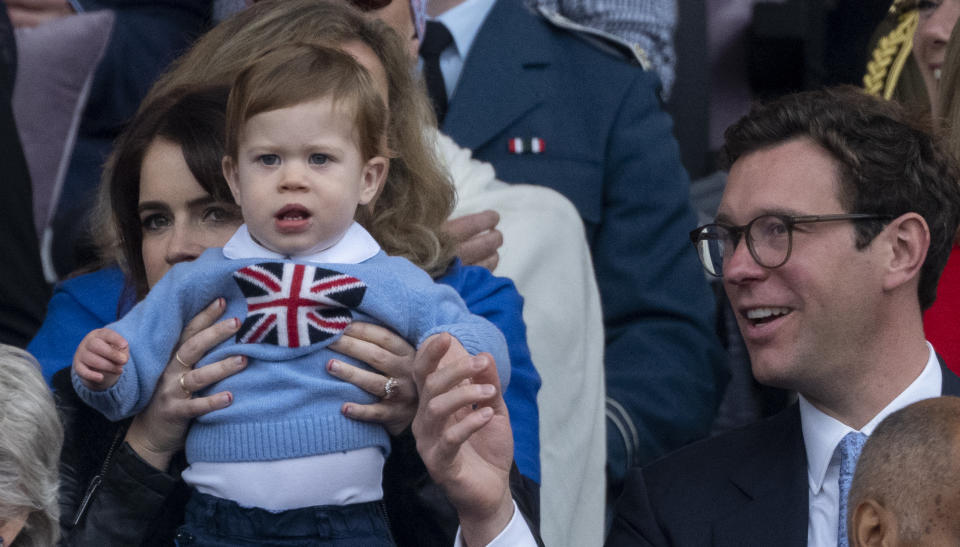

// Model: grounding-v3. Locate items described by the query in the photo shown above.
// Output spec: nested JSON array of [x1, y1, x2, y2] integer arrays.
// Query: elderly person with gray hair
[[0, 344, 61, 547]]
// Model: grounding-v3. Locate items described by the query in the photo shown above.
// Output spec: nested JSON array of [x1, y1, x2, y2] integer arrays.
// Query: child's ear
[[358, 156, 389, 205], [222, 156, 242, 202]]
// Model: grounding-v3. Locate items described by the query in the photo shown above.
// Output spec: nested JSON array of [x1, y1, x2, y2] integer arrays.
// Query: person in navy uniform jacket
[[422, 0, 728, 490]]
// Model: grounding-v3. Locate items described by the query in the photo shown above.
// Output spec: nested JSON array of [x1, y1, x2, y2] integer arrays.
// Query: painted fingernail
[[234, 356, 246, 369], [232, 318, 240, 328], [327, 360, 340, 374], [217, 297, 225, 310], [480, 384, 495, 396], [222, 392, 233, 406], [342, 403, 353, 417]]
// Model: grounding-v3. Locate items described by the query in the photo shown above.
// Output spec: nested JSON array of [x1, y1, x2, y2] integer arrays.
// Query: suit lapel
[[939, 358, 960, 395], [708, 361, 960, 547], [704, 359, 958, 546], [713, 405, 809, 547], [441, 0, 551, 150]]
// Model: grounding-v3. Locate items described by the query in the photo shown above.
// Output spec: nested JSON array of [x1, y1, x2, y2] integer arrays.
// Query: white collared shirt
[[802, 342, 943, 546], [222, 221, 380, 263], [424, 0, 497, 102], [453, 501, 538, 547]]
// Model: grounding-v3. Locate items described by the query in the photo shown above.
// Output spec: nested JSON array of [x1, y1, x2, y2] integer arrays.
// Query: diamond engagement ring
[[383, 377, 400, 400]]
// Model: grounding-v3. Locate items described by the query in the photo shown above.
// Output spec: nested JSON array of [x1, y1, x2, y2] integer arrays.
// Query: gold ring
[[175, 351, 191, 368], [383, 377, 400, 400], [179, 374, 191, 396]]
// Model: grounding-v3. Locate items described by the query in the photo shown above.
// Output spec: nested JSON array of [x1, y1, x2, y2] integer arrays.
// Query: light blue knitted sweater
[[72, 248, 510, 464]]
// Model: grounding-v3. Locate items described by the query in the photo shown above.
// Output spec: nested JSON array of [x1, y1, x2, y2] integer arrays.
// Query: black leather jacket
[[54, 368, 541, 546]]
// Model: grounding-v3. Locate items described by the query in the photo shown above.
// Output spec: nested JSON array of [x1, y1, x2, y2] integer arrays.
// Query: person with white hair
[[0, 344, 62, 547]]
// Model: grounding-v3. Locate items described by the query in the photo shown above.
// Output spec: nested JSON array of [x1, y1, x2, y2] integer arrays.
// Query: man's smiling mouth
[[745, 307, 791, 325]]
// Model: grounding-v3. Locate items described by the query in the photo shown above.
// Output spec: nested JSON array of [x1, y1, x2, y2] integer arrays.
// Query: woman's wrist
[[123, 418, 176, 471]]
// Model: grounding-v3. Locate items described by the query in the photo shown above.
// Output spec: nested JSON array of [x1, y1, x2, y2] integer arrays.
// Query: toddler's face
[[224, 97, 385, 256]]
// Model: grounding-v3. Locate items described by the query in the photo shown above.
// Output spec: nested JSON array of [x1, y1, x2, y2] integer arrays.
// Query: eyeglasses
[[689, 213, 892, 277]]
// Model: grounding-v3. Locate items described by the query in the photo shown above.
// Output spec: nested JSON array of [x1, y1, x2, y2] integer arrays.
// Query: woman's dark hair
[[100, 86, 234, 301]]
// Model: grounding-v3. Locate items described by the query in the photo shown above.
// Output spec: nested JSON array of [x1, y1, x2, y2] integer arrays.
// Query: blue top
[[30, 260, 541, 480], [71, 249, 510, 464]]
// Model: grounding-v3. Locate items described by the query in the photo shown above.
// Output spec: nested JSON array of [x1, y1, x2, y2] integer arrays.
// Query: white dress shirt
[[454, 501, 538, 547], [801, 342, 943, 546]]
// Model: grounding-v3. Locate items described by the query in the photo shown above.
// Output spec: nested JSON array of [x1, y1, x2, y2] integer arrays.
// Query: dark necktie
[[420, 20, 454, 123]]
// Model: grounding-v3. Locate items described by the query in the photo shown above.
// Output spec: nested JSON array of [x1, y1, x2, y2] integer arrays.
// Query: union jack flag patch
[[232, 262, 366, 348]]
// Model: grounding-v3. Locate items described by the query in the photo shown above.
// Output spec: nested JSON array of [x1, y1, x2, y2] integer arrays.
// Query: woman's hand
[[444, 210, 502, 271], [124, 298, 245, 471], [327, 322, 418, 436]]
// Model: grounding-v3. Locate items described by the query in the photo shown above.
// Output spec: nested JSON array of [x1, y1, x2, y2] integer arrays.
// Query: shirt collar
[[221, 222, 380, 264], [800, 342, 942, 494], [434, 0, 497, 61]]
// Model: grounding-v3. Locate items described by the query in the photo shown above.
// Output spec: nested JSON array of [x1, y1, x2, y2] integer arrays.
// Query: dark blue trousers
[[175, 491, 394, 546]]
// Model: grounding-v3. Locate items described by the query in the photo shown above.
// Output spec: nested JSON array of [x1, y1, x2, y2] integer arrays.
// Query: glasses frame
[[689, 213, 894, 277]]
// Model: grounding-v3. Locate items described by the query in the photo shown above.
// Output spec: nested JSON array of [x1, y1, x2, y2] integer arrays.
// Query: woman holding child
[[34, 1, 540, 544], [72, 43, 511, 545]]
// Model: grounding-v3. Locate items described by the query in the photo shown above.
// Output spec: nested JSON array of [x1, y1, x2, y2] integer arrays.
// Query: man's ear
[[222, 156, 242, 203], [881, 212, 929, 292], [358, 156, 389, 206], [851, 499, 898, 547]]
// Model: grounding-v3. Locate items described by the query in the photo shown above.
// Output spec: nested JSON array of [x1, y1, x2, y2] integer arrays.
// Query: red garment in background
[[926, 244, 960, 374]]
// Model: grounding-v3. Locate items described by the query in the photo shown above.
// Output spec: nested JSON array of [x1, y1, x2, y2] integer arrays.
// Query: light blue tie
[[837, 431, 868, 547]]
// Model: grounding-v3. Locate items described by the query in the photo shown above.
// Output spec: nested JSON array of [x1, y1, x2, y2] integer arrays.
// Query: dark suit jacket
[[606, 363, 960, 546], [51, 0, 212, 276], [440, 0, 727, 479], [0, 3, 49, 347]]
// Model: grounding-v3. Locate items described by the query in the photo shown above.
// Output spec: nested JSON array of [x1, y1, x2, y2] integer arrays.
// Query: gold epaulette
[[863, 10, 919, 99]]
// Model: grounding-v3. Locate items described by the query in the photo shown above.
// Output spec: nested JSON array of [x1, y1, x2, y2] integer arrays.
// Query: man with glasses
[[605, 86, 960, 546], [406, 86, 960, 546]]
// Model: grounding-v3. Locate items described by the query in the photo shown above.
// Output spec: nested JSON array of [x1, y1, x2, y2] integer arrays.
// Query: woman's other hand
[[123, 298, 245, 471], [444, 210, 502, 271], [327, 322, 417, 436]]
